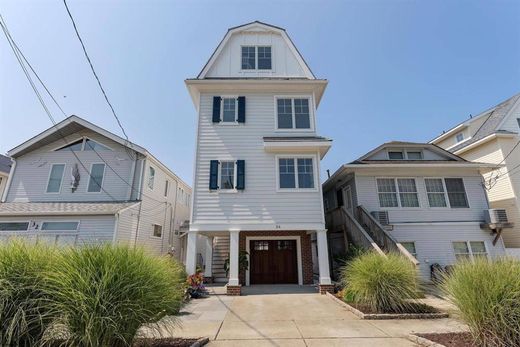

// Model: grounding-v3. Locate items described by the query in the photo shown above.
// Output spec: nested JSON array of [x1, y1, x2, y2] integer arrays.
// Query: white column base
[[228, 229, 240, 286], [185, 231, 198, 275], [317, 229, 332, 285], [204, 236, 214, 278]]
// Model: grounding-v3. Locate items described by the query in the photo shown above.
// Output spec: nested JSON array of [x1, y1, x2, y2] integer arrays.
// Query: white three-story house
[[185, 21, 333, 295]]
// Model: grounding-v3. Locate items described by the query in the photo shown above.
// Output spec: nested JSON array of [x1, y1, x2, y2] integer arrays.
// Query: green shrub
[[0, 239, 57, 346], [44, 244, 187, 347], [341, 252, 421, 313], [442, 258, 520, 347]]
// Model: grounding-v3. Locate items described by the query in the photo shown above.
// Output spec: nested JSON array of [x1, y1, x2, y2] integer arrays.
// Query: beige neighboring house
[[0, 155, 12, 199], [431, 93, 520, 253]]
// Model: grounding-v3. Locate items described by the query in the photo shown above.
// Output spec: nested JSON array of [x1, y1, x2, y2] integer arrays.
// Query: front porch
[[185, 229, 333, 295]]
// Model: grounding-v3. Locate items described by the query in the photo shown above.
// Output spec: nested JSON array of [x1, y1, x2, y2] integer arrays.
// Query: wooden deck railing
[[356, 206, 420, 266], [325, 206, 385, 256]]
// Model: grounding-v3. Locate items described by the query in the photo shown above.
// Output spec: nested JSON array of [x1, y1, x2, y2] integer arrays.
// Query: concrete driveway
[[161, 285, 466, 346]]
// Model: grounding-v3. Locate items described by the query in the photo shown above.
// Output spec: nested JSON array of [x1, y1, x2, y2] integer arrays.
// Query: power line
[[62, 0, 131, 146], [0, 13, 120, 201]]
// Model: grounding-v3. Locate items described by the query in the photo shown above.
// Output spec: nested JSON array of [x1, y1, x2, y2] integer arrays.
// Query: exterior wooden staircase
[[212, 236, 229, 283]]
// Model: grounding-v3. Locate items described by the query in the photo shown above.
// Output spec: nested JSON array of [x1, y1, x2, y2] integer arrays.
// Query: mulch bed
[[133, 338, 202, 347], [416, 332, 476, 347], [349, 302, 439, 314]]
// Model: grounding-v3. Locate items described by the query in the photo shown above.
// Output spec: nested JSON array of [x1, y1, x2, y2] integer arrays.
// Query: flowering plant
[[186, 272, 205, 298]]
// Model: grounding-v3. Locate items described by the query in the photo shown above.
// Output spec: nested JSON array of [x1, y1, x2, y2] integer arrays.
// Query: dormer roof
[[196, 21, 316, 79]]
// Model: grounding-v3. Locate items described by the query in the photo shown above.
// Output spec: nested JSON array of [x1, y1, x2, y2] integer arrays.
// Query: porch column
[[228, 229, 240, 286], [204, 236, 214, 279], [185, 231, 198, 275], [316, 229, 333, 294]]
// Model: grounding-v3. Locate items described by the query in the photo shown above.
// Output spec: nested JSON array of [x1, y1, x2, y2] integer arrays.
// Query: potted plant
[[186, 272, 205, 299]]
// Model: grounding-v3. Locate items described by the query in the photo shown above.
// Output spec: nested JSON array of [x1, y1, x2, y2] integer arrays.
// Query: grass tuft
[[442, 258, 520, 347], [341, 252, 421, 313]]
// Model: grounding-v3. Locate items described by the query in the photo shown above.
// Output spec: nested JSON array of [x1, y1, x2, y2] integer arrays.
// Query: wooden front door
[[250, 240, 298, 284]]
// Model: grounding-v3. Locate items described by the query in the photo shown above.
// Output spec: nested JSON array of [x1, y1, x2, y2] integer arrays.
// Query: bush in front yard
[[341, 252, 421, 313], [44, 244, 187, 347], [442, 258, 520, 347], [0, 240, 57, 346]]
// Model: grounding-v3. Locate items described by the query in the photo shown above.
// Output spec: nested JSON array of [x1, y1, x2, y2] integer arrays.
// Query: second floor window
[[278, 157, 315, 190], [148, 167, 155, 190], [87, 163, 105, 193], [220, 161, 235, 190], [445, 178, 469, 208], [276, 98, 311, 130], [376, 178, 419, 208], [46, 164, 65, 193], [222, 98, 237, 122]]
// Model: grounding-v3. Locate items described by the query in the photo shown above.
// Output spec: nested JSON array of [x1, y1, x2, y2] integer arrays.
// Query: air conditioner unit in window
[[484, 209, 508, 224], [371, 211, 390, 226]]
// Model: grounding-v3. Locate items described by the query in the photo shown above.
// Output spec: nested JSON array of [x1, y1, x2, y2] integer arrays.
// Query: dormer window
[[456, 132, 464, 143], [55, 138, 111, 152], [241, 46, 271, 70], [407, 151, 423, 160], [388, 151, 404, 160]]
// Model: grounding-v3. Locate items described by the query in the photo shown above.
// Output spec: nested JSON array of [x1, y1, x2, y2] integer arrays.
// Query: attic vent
[[371, 211, 390, 226]]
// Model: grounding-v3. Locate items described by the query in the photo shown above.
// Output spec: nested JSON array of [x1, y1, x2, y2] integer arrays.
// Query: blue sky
[[1, 0, 519, 185]]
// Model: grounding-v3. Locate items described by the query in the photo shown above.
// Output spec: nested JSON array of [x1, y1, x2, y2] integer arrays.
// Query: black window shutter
[[212, 97, 221, 123], [237, 96, 246, 123], [209, 160, 219, 190], [236, 160, 245, 190]]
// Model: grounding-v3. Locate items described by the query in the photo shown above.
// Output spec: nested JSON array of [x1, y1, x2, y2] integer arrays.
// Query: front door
[[250, 240, 298, 284]]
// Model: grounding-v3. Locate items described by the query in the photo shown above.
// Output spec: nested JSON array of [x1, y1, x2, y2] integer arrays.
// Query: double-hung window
[[425, 178, 448, 207], [87, 163, 105, 193], [376, 178, 419, 208], [47, 164, 65, 193], [445, 178, 469, 208], [241, 46, 271, 70], [453, 241, 487, 261], [220, 161, 235, 190], [276, 97, 311, 130], [222, 98, 237, 122], [278, 157, 315, 190]]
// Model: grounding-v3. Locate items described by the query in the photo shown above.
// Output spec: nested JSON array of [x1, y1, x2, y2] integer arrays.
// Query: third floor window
[[241, 46, 271, 70]]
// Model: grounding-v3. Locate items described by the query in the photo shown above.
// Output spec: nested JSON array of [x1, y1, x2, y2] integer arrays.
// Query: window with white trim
[[152, 224, 162, 237], [148, 167, 155, 190], [47, 164, 65, 193], [41, 221, 79, 231], [0, 222, 29, 231], [388, 151, 404, 160], [456, 132, 464, 143], [445, 178, 469, 208], [222, 98, 237, 122], [241, 46, 271, 70], [87, 163, 105, 193], [453, 241, 487, 261], [407, 151, 423, 160], [278, 157, 315, 190], [376, 178, 419, 208], [276, 98, 311, 129], [425, 178, 447, 207], [220, 161, 235, 190], [401, 242, 417, 257], [55, 138, 111, 152]]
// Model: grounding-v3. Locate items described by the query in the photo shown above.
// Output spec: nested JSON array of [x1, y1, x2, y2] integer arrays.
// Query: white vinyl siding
[[46, 164, 65, 193], [87, 163, 105, 193], [191, 94, 324, 230]]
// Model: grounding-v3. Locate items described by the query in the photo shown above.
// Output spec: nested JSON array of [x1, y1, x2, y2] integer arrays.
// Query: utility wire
[[62, 0, 129, 142]]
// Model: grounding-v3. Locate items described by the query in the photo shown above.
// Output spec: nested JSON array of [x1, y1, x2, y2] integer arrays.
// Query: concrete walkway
[[156, 286, 467, 346]]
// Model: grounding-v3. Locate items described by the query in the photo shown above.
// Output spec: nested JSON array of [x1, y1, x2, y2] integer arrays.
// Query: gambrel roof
[[430, 93, 520, 151], [197, 21, 316, 79]]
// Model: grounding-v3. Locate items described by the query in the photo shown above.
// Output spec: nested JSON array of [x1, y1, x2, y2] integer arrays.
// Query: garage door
[[250, 240, 298, 284]]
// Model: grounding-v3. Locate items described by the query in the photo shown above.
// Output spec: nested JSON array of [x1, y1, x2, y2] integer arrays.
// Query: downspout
[[133, 158, 147, 248], [112, 211, 120, 245], [1, 158, 16, 202]]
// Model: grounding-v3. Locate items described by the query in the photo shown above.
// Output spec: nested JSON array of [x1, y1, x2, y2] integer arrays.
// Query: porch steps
[[212, 236, 229, 283]]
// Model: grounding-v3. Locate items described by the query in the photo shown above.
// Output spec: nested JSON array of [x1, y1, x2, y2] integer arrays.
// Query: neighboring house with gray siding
[[431, 93, 520, 252], [0, 116, 191, 257], [323, 141, 506, 281], [0, 154, 11, 199]]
